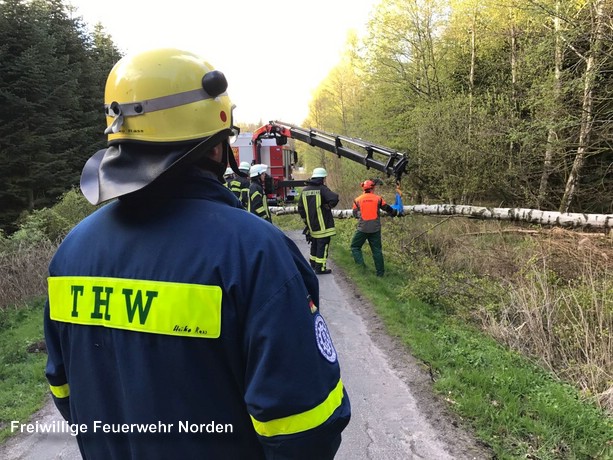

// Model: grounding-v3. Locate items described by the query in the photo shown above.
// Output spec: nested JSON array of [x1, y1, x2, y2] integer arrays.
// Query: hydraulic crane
[[251, 121, 409, 192]]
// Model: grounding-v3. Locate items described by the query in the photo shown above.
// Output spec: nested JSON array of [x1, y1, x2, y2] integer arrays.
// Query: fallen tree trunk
[[269, 204, 613, 231]]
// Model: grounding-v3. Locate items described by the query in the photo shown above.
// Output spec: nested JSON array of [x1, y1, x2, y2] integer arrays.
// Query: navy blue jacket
[[44, 170, 350, 459]]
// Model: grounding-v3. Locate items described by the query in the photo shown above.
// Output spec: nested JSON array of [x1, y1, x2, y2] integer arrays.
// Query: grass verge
[[328, 220, 612, 460], [0, 299, 49, 444]]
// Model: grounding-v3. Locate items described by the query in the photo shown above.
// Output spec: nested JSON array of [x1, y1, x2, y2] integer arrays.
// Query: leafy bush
[[12, 188, 95, 244], [0, 189, 96, 310]]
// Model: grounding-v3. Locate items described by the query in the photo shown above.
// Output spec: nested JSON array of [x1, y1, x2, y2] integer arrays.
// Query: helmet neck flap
[[81, 129, 232, 205]]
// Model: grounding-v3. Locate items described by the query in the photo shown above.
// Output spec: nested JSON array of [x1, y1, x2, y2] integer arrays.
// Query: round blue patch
[[314, 314, 337, 363]]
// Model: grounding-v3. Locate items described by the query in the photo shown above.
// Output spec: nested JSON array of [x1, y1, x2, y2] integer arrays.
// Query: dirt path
[[331, 268, 491, 459], [304, 232, 491, 459]]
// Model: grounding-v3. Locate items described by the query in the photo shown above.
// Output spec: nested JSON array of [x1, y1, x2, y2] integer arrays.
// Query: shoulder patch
[[314, 314, 337, 363], [307, 295, 318, 314]]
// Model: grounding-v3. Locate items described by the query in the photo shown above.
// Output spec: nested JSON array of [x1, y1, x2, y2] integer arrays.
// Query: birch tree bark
[[270, 205, 613, 230], [537, 0, 563, 209], [468, 5, 476, 142], [559, 0, 606, 213]]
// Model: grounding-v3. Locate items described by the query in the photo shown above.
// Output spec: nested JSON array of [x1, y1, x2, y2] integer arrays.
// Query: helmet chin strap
[[194, 137, 248, 183], [198, 138, 245, 183]]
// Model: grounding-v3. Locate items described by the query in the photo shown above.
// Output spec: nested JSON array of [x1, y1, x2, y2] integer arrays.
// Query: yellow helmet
[[104, 48, 233, 144], [81, 48, 237, 205]]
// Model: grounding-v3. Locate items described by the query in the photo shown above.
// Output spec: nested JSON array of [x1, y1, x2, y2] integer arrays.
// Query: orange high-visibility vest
[[353, 193, 385, 221]]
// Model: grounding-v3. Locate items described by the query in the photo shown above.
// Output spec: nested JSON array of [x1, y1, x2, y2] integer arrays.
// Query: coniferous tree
[[0, 0, 120, 232]]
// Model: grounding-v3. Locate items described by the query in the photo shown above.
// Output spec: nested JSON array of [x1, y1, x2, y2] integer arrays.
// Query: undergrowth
[[378, 215, 613, 414]]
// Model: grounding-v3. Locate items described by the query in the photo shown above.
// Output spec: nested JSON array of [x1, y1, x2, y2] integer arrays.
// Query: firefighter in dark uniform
[[298, 167, 339, 274], [224, 167, 242, 200], [44, 48, 350, 460], [248, 163, 272, 222], [237, 161, 251, 208]]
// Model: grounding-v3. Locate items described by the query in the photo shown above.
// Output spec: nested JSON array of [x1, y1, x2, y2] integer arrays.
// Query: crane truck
[[231, 121, 409, 205]]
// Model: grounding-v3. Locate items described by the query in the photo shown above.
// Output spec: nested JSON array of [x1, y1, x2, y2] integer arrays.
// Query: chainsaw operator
[[350, 179, 398, 277], [43, 48, 350, 459]]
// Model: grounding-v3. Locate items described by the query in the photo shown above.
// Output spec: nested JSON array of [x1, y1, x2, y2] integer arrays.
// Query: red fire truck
[[231, 131, 299, 204]]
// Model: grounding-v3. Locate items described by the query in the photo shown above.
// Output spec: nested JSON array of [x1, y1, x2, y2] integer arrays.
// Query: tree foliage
[[307, 0, 613, 213], [0, 0, 120, 232]]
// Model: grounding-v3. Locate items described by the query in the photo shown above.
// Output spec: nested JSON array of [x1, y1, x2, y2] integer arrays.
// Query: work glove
[[302, 226, 312, 244]]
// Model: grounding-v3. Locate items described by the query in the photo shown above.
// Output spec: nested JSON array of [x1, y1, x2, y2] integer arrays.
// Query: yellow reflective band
[[50, 383, 70, 399], [48, 277, 222, 339], [310, 227, 337, 238], [302, 190, 320, 232], [250, 379, 345, 437]]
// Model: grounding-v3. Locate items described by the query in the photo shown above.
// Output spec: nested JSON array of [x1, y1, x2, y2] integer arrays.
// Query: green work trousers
[[350, 230, 384, 276]]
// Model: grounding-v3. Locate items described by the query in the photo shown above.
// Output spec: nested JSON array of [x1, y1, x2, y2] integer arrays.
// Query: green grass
[[327, 218, 613, 460], [0, 299, 49, 443], [271, 213, 303, 231]]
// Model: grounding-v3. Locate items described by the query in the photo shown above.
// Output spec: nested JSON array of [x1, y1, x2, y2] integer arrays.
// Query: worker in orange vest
[[350, 179, 398, 276]]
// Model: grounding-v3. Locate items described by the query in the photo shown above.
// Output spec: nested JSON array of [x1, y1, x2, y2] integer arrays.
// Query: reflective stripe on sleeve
[[47, 276, 222, 339], [50, 383, 70, 399], [250, 379, 345, 437]]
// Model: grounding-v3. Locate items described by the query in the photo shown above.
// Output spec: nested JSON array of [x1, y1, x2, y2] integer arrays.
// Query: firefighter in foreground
[[351, 179, 398, 276], [44, 48, 350, 459], [248, 163, 272, 222], [298, 167, 339, 274]]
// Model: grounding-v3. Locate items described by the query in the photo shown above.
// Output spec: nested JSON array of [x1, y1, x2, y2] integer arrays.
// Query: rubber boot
[[314, 262, 332, 275]]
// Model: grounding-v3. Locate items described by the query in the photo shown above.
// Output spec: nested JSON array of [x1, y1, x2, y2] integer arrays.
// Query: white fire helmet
[[311, 167, 327, 178], [249, 164, 268, 178]]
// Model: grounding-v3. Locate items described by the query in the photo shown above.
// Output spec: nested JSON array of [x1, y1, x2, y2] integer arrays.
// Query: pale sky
[[67, 0, 378, 125]]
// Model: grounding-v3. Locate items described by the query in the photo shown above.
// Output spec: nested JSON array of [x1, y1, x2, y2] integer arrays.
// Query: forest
[[1, 0, 612, 233], [300, 0, 613, 219], [0, 0, 120, 232]]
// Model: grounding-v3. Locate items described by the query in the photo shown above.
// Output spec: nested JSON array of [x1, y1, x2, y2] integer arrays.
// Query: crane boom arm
[[252, 121, 408, 181]]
